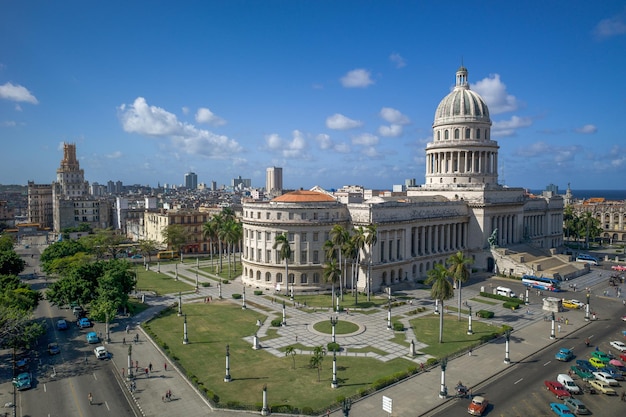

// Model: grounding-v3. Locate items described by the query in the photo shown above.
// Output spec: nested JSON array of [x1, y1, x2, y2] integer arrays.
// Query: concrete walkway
[[100, 260, 616, 417]]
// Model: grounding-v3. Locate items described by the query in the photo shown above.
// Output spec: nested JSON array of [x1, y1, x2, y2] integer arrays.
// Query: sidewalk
[[103, 261, 594, 417]]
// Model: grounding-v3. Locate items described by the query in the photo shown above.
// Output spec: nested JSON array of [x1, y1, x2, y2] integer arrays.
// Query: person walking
[[164, 362, 167, 371], [149, 362, 153, 372], [88, 392, 93, 405], [122, 337, 126, 345]]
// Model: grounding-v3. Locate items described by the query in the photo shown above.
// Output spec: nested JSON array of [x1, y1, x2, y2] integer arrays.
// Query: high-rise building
[[184, 172, 198, 190], [266, 167, 282, 193], [27, 181, 53, 229]]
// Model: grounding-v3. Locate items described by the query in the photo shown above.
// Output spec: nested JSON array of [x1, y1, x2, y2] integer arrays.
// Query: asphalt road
[[11, 239, 137, 417], [431, 295, 626, 417]]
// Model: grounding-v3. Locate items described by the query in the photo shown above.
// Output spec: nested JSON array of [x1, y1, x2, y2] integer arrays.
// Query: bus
[[575, 253, 599, 266], [521, 275, 561, 292], [157, 251, 175, 260]]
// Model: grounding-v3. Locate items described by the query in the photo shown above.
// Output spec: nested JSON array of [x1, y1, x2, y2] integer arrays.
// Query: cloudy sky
[[1, 1, 625, 191]]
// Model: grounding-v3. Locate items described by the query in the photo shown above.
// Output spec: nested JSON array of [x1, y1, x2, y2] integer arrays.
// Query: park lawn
[[409, 314, 503, 358], [470, 297, 498, 305], [135, 269, 193, 295], [312, 320, 359, 334], [146, 302, 415, 410]]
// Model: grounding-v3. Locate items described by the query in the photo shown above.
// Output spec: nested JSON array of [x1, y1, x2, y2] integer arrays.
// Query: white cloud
[[575, 124, 597, 134], [362, 146, 381, 158], [195, 107, 226, 126], [1, 120, 16, 127], [472, 74, 519, 114], [265, 130, 308, 159], [378, 124, 403, 137], [118, 97, 241, 158], [316, 133, 332, 150], [491, 115, 532, 137], [106, 151, 123, 159], [334, 142, 350, 153], [389, 53, 406, 68], [515, 141, 551, 157], [181, 106, 189, 115], [352, 133, 379, 146], [594, 13, 626, 39], [0, 82, 38, 104], [379, 107, 410, 124], [340, 69, 374, 88], [326, 113, 363, 130]]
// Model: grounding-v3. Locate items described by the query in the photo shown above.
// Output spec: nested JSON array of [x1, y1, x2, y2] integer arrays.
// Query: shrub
[[503, 301, 519, 309], [327, 342, 340, 352], [426, 357, 438, 366], [201, 282, 211, 287], [222, 279, 229, 284], [477, 309, 494, 318], [393, 322, 404, 331], [271, 318, 283, 327], [231, 293, 242, 299], [301, 406, 314, 415], [253, 290, 263, 295]]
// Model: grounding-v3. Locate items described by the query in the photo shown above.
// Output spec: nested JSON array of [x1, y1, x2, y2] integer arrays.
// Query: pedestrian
[[145, 367, 149, 378], [123, 337, 126, 345], [420, 363, 424, 372], [565, 318, 569, 325], [558, 324, 561, 333], [122, 368, 125, 377], [135, 333, 139, 343], [149, 362, 153, 372], [88, 392, 93, 405], [468, 348, 472, 356], [164, 362, 167, 371]]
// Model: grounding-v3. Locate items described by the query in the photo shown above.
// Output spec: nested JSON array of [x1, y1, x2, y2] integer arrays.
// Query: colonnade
[[523, 214, 544, 239], [427, 150, 497, 175], [409, 222, 467, 258], [491, 214, 517, 246]]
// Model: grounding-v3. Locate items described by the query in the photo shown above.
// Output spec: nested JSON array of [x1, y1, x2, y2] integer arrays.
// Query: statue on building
[[488, 228, 498, 248]]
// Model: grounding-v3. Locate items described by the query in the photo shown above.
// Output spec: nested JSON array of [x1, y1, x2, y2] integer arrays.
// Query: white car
[[94, 346, 108, 359], [568, 299, 585, 308], [609, 340, 626, 352], [593, 371, 619, 386]]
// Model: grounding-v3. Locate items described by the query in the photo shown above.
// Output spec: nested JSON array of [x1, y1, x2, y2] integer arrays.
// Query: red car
[[620, 353, 626, 362], [467, 395, 489, 416], [544, 380, 571, 399]]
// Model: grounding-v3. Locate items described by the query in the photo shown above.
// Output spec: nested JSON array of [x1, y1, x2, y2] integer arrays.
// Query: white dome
[[434, 66, 490, 126]]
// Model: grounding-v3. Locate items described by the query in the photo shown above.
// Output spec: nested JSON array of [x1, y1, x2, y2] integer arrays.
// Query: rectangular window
[[300, 250, 307, 264], [266, 212, 270, 219], [288, 212, 294, 220], [313, 232, 319, 242], [313, 212, 318, 220], [288, 233, 294, 241], [380, 241, 385, 262], [301, 274, 308, 284], [266, 250, 271, 263], [266, 231, 271, 241], [257, 249, 262, 261], [301, 212, 307, 220], [257, 231, 262, 240], [277, 212, 282, 220], [397, 238, 401, 259], [301, 233, 307, 242], [313, 250, 319, 263]]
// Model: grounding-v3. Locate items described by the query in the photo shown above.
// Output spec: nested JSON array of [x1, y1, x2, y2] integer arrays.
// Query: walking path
[[100, 260, 621, 417]]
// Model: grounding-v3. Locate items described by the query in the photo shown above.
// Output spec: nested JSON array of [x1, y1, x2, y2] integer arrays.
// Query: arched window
[[276, 273, 283, 283], [477, 129, 481, 139], [454, 129, 459, 139], [288, 273, 294, 283], [437, 131, 440, 141], [301, 273, 307, 284], [256, 271, 261, 280], [444, 130, 449, 140], [249, 269, 254, 278], [265, 272, 271, 282], [465, 128, 470, 139]]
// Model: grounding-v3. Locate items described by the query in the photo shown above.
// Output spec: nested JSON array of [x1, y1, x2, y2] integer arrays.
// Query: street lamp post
[[127, 345, 133, 380], [331, 350, 338, 388], [282, 301, 286, 326], [504, 328, 511, 364], [261, 385, 269, 416], [467, 305, 473, 335], [195, 270, 199, 289], [183, 314, 189, 345], [175, 262, 178, 281], [439, 357, 448, 399], [330, 316, 338, 343], [387, 296, 392, 330], [157, 261, 160, 273], [178, 291, 183, 316], [585, 292, 590, 321], [224, 344, 231, 382], [218, 282, 222, 299], [524, 287, 529, 305], [550, 312, 556, 339], [242, 286, 247, 310], [435, 299, 439, 314]]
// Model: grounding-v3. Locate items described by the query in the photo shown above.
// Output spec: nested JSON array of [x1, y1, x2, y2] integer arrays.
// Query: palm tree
[[330, 225, 349, 300], [323, 258, 341, 311], [202, 221, 218, 268], [447, 251, 473, 321], [425, 263, 454, 343], [285, 345, 297, 369], [310, 346, 326, 382], [223, 220, 242, 278], [365, 224, 378, 301], [273, 233, 292, 297]]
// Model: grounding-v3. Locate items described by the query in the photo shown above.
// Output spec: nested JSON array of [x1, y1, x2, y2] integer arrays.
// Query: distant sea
[[531, 189, 626, 201]]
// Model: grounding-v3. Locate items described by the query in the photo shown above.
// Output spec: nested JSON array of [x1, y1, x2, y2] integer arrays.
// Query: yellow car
[[588, 379, 616, 395], [562, 300, 579, 309], [589, 357, 605, 369]]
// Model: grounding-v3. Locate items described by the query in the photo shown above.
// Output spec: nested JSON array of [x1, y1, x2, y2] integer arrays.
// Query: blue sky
[[1, 1, 625, 191]]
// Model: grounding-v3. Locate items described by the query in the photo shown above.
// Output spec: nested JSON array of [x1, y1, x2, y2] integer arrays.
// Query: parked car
[[131, 254, 143, 259], [56, 319, 68, 330], [576, 360, 598, 373], [591, 350, 611, 363], [12, 372, 32, 391], [86, 331, 99, 344], [592, 371, 618, 386], [557, 374, 580, 394], [77, 317, 92, 328], [588, 379, 616, 395], [550, 402, 573, 417], [588, 357, 605, 369], [544, 380, 571, 399], [563, 397, 590, 415], [609, 340, 626, 352], [602, 365, 623, 380], [556, 348, 574, 362], [467, 395, 488, 416], [570, 365, 594, 381], [72, 306, 84, 317], [562, 300, 580, 309], [94, 346, 108, 359], [47, 342, 60, 355]]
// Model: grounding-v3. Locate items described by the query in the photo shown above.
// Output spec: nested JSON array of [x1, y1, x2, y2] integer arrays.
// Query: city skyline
[[1, 1, 626, 190]]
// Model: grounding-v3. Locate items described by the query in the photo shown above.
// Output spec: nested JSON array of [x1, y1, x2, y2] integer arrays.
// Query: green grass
[[127, 299, 151, 316], [135, 269, 194, 295], [347, 346, 387, 355], [312, 320, 360, 334], [409, 314, 503, 357], [146, 302, 416, 411], [470, 297, 498, 305]]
